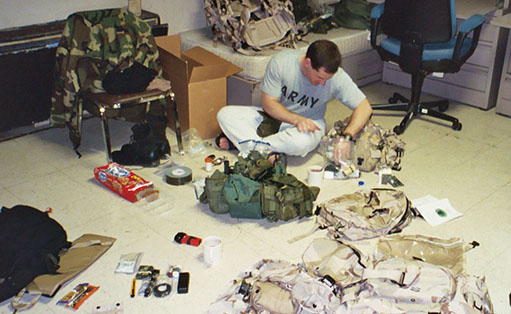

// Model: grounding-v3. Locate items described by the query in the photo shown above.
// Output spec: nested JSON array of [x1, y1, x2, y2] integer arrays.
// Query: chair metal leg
[[98, 107, 113, 162], [167, 95, 184, 155]]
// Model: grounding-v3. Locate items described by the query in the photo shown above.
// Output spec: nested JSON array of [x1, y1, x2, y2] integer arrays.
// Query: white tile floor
[[1, 81, 510, 314]]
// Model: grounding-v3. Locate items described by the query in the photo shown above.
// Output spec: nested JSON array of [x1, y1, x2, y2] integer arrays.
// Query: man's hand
[[296, 117, 320, 133], [262, 92, 319, 133]]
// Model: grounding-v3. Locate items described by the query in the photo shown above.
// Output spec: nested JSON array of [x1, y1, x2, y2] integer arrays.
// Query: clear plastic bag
[[182, 128, 206, 155], [319, 137, 359, 180], [237, 139, 271, 157]]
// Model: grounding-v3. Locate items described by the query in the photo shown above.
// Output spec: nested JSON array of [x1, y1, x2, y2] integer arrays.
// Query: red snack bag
[[94, 163, 158, 202]]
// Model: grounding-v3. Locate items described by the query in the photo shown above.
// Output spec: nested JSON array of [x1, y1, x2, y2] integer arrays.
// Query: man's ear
[[304, 57, 312, 68]]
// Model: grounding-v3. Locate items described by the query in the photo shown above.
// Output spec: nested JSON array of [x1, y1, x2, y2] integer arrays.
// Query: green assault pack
[[200, 151, 319, 221]]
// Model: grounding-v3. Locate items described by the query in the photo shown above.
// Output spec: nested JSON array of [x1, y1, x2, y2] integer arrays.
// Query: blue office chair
[[370, 0, 485, 134]]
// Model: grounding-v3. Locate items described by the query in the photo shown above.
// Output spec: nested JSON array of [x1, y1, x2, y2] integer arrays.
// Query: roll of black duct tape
[[164, 166, 193, 185], [153, 283, 172, 297]]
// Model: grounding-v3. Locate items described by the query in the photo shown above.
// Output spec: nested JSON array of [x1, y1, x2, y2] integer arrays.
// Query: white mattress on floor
[[180, 27, 372, 81]]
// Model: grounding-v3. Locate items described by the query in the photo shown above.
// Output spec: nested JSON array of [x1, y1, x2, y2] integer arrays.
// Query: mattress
[[180, 27, 373, 81]]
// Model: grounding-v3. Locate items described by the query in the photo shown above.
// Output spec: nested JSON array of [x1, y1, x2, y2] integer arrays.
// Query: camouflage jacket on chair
[[50, 8, 162, 149]]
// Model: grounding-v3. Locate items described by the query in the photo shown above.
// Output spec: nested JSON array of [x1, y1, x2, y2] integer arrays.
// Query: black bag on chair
[[0, 205, 71, 302], [102, 62, 157, 94]]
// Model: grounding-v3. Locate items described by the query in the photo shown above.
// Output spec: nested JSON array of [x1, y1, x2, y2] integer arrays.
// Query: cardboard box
[[227, 75, 262, 106], [155, 35, 242, 140]]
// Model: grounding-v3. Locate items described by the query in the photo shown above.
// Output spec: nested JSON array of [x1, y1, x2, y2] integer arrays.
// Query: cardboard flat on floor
[[155, 35, 242, 140]]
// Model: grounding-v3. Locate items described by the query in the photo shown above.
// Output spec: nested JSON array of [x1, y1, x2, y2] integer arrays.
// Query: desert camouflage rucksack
[[315, 188, 417, 242], [324, 118, 405, 172], [204, 0, 299, 53], [301, 237, 493, 314], [208, 259, 343, 314]]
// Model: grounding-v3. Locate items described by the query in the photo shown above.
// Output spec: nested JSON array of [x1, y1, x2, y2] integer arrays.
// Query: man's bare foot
[[215, 132, 236, 151], [218, 137, 231, 150]]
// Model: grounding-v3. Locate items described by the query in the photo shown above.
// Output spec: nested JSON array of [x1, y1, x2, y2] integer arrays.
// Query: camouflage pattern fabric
[[301, 238, 493, 313], [324, 118, 405, 172], [200, 170, 230, 214], [50, 8, 163, 149], [315, 188, 416, 242], [201, 150, 316, 222], [208, 259, 343, 314], [261, 173, 319, 221], [203, 0, 299, 54]]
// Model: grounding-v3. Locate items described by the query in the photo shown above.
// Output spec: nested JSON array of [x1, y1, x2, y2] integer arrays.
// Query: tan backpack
[[324, 119, 405, 172], [315, 188, 417, 242], [302, 237, 494, 314], [203, 0, 299, 54], [207, 259, 343, 313]]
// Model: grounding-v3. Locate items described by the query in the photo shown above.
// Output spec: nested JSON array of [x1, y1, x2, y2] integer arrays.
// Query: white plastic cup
[[307, 165, 324, 187], [203, 236, 222, 266]]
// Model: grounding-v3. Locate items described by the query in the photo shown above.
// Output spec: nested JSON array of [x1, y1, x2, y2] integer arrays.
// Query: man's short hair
[[305, 40, 342, 74]]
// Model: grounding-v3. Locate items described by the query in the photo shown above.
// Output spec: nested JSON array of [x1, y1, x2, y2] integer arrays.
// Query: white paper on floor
[[412, 195, 463, 226]]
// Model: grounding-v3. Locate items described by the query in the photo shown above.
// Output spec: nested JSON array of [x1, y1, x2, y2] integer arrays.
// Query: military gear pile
[[208, 237, 493, 313], [291, 0, 375, 35], [50, 8, 165, 151], [323, 119, 405, 172], [208, 259, 343, 313], [200, 151, 319, 221], [315, 188, 417, 242], [203, 0, 299, 54]]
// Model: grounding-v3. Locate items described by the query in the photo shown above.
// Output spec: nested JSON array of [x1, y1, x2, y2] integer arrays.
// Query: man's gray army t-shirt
[[260, 49, 366, 121]]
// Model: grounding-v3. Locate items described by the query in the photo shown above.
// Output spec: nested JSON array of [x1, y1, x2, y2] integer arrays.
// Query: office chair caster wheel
[[438, 102, 449, 112], [393, 125, 404, 135], [452, 121, 462, 131]]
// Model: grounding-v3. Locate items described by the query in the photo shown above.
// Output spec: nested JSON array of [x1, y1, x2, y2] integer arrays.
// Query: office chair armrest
[[459, 14, 485, 34], [370, 3, 384, 19], [453, 14, 484, 63], [370, 3, 384, 48]]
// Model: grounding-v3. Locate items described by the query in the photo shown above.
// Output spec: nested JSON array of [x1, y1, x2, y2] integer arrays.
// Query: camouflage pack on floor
[[200, 151, 319, 221], [208, 237, 493, 313], [322, 118, 405, 172]]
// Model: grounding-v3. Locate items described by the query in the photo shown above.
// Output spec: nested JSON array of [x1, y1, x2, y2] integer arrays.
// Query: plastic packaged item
[[237, 139, 271, 157], [192, 178, 206, 200], [183, 128, 206, 155], [94, 163, 158, 202], [319, 137, 354, 166], [57, 283, 99, 310], [115, 253, 142, 274]]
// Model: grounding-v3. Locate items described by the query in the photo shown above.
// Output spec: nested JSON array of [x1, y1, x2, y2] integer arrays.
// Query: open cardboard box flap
[[155, 35, 181, 58], [182, 46, 242, 83], [155, 35, 241, 84]]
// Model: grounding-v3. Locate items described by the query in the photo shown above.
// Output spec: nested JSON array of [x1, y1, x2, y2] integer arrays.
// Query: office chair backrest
[[381, 0, 455, 44]]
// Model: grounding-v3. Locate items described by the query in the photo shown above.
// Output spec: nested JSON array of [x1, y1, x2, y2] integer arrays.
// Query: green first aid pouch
[[223, 174, 263, 219]]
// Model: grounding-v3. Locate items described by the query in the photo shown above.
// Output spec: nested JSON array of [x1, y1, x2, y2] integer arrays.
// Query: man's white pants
[[217, 106, 325, 157]]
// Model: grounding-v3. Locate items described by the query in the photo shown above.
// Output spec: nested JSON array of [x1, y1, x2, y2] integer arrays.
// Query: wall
[[0, 0, 207, 34]]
